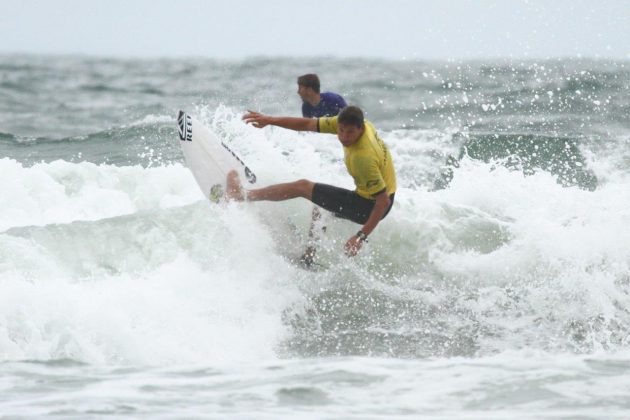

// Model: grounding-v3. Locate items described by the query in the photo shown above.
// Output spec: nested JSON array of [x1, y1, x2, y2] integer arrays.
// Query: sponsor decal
[[177, 111, 193, 141], [220, 142, 257, 184]]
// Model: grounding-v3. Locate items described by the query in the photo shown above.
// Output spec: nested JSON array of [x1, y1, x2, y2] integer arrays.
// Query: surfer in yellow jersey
[[226, 106, 396, 259]]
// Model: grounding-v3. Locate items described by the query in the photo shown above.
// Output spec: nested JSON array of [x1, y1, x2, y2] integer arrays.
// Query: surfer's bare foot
[[226, 170, 245, 201], [299, 246, 316, 267]]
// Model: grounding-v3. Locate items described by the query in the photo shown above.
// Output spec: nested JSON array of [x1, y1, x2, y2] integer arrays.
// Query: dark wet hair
[[338, 106, 364, 128], [297, 74, 320, 93]]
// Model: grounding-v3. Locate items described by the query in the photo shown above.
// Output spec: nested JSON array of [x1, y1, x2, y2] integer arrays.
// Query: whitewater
[[1, 55, 630, 417]]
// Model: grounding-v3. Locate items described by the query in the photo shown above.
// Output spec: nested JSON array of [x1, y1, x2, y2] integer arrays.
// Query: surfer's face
[[337, 123, 364, 147], [297, 84, 312, 102]]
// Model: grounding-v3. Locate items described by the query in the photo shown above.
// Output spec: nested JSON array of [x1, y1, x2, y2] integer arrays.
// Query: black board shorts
[[311, 183, 395, 225]]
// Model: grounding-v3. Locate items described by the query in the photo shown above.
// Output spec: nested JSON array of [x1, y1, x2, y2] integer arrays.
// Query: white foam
[[126, 113, 173, 127], [0, 202, 303, 365], [0, 158, 202, 232]]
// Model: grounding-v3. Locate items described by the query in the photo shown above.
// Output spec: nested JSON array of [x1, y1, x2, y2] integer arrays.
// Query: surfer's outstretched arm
[[243, 111, 317, 132]]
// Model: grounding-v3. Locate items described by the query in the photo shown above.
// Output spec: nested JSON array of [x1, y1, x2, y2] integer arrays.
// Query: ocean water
[[1, 54, 630, 418]]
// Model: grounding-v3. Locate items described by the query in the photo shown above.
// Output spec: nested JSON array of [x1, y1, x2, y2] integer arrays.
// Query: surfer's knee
[[294, 179, 315, 197]]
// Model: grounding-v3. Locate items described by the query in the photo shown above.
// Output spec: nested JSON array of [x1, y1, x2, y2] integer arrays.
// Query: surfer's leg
[[308, 206, 323, 239], [227, 171, 315, 202], [246, 179, 315, 201], [300, 207, 322, 266], [299, 206, 328, 266]]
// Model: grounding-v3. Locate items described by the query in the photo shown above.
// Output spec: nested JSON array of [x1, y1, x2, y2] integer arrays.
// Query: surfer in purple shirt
[[298, 74, 347, 118]]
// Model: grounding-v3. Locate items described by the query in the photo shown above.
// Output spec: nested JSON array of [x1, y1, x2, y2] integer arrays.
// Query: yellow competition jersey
[[319, 116, 397, 199]]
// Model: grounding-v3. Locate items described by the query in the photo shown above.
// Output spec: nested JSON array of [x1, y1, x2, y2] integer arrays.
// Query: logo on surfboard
[[177, 111, 193, 141], [220, 142, 257, 184]]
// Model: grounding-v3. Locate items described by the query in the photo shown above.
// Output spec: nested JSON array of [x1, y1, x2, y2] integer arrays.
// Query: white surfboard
[[176, 110, 256, 202]]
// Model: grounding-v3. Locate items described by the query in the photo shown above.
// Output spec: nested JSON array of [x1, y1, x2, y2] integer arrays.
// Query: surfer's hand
[[242, 111, 270, 128], [344, 235, 364, 257]]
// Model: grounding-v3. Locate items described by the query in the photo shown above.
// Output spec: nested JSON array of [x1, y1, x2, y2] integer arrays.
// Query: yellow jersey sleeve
[[318, 116, 338, 134], [350, 154, 387, 197]]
